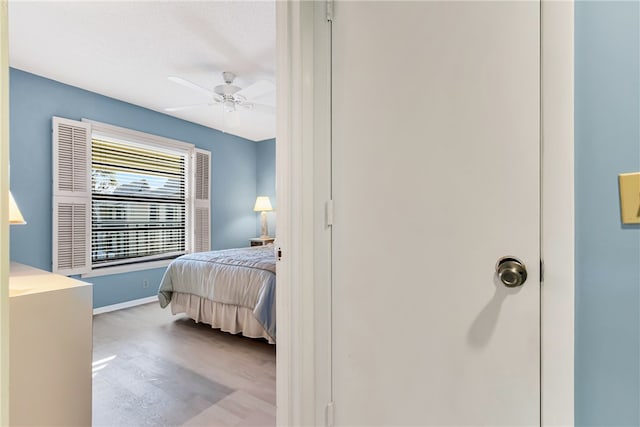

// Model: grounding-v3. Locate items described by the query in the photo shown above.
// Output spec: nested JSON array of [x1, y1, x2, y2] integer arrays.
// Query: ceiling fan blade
[[235, 80, 275, 102], [164, 103, 210, 112], [168, 76, 214, 97]]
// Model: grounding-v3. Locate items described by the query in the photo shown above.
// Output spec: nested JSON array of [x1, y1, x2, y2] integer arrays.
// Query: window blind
[[91, 138, 187, 268]]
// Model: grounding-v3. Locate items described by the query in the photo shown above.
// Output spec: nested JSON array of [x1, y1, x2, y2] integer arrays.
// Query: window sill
[[81, 259, 173, 278]]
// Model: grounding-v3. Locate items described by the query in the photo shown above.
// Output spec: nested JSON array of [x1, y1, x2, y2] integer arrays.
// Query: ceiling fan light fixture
[[223, 98, 236, 113]]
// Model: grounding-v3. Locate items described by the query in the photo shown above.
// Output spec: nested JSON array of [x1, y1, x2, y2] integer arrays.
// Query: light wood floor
[[92, 302, 276, 426]]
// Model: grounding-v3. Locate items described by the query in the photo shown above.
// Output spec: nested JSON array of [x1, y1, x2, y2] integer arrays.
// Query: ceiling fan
[[165, 71, 275, 127]]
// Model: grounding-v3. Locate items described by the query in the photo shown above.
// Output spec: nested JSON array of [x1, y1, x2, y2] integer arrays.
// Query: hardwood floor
[[92, 302, 276, 426]]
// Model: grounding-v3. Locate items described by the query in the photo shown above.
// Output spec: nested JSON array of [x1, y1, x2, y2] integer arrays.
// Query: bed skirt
[[170, 292, 275, 344]]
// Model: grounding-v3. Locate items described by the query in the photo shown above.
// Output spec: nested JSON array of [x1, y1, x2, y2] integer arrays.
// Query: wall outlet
[[143, 280, 149, 289]]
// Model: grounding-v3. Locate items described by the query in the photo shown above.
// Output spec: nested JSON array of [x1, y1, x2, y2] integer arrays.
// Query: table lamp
[[9, 191, 26, 225], [253, 196, 273, 238]]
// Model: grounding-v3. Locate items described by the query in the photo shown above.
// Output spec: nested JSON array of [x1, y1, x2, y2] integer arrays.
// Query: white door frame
[[0, 1, 10, 424], [277, 0, 575, 425]]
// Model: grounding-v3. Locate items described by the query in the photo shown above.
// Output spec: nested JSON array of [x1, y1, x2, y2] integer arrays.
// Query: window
[[52, 117, 211, 276], [91, 138, 187, 269]]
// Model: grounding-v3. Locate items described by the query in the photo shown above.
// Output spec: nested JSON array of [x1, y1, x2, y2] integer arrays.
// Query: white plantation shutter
[[52, 117, 91, 275], [193, 149, 211, 252], [54, 201, 90, 272]]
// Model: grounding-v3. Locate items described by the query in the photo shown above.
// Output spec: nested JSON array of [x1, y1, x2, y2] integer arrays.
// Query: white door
[[331, 1, 540, 425]]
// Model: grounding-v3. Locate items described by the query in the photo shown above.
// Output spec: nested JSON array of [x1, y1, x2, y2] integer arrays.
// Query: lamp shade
[[9, 191, 26, 225], [253, 196, 273, 212]]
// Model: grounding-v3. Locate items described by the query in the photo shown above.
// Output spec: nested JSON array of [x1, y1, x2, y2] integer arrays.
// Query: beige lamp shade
[[253, 196, 273, 212], [9, 191, 26, 225], [254, 196, 273, 239]]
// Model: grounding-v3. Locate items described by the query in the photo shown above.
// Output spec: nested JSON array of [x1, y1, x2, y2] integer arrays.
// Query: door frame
[[275, 1, 574, 425], [1, 1, 10, 425]]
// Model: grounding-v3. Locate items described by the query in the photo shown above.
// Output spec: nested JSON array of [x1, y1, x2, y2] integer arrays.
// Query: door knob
[[496, 257, 527, 288]]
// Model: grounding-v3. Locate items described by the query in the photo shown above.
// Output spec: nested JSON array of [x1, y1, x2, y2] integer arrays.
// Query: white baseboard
[[93, 295, 159, 315]]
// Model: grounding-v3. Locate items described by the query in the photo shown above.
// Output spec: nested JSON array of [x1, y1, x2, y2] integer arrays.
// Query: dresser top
[[10, 262, 91, 297]]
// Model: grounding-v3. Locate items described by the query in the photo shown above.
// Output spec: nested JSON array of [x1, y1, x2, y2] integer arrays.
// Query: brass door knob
[[496, 257, 527, 288]]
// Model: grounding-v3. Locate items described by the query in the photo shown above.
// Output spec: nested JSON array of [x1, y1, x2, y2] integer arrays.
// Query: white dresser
[[9, 262, 93, 426]]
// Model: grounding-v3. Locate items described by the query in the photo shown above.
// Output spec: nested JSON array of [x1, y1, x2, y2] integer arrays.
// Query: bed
[[158, 244, 276, 343]]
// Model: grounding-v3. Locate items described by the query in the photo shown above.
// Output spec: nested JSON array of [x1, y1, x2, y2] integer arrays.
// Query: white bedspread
[[158, 245, 276, 340]]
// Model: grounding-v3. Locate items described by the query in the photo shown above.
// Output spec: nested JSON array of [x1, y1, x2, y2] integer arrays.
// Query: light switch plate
[[619, 172, 640, 224]]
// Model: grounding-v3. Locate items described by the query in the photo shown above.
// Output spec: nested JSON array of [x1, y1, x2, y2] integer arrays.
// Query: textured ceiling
[[8, 1, 276, 142]]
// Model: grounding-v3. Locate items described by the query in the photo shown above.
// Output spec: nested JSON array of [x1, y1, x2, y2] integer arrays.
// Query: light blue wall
[[256, 138, 276, 237], [575, 1, 640, 425], [9, 68, 260, 308]]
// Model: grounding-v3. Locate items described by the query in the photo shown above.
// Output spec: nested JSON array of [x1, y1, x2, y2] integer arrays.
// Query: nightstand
[[250, 237, 275, 246]]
